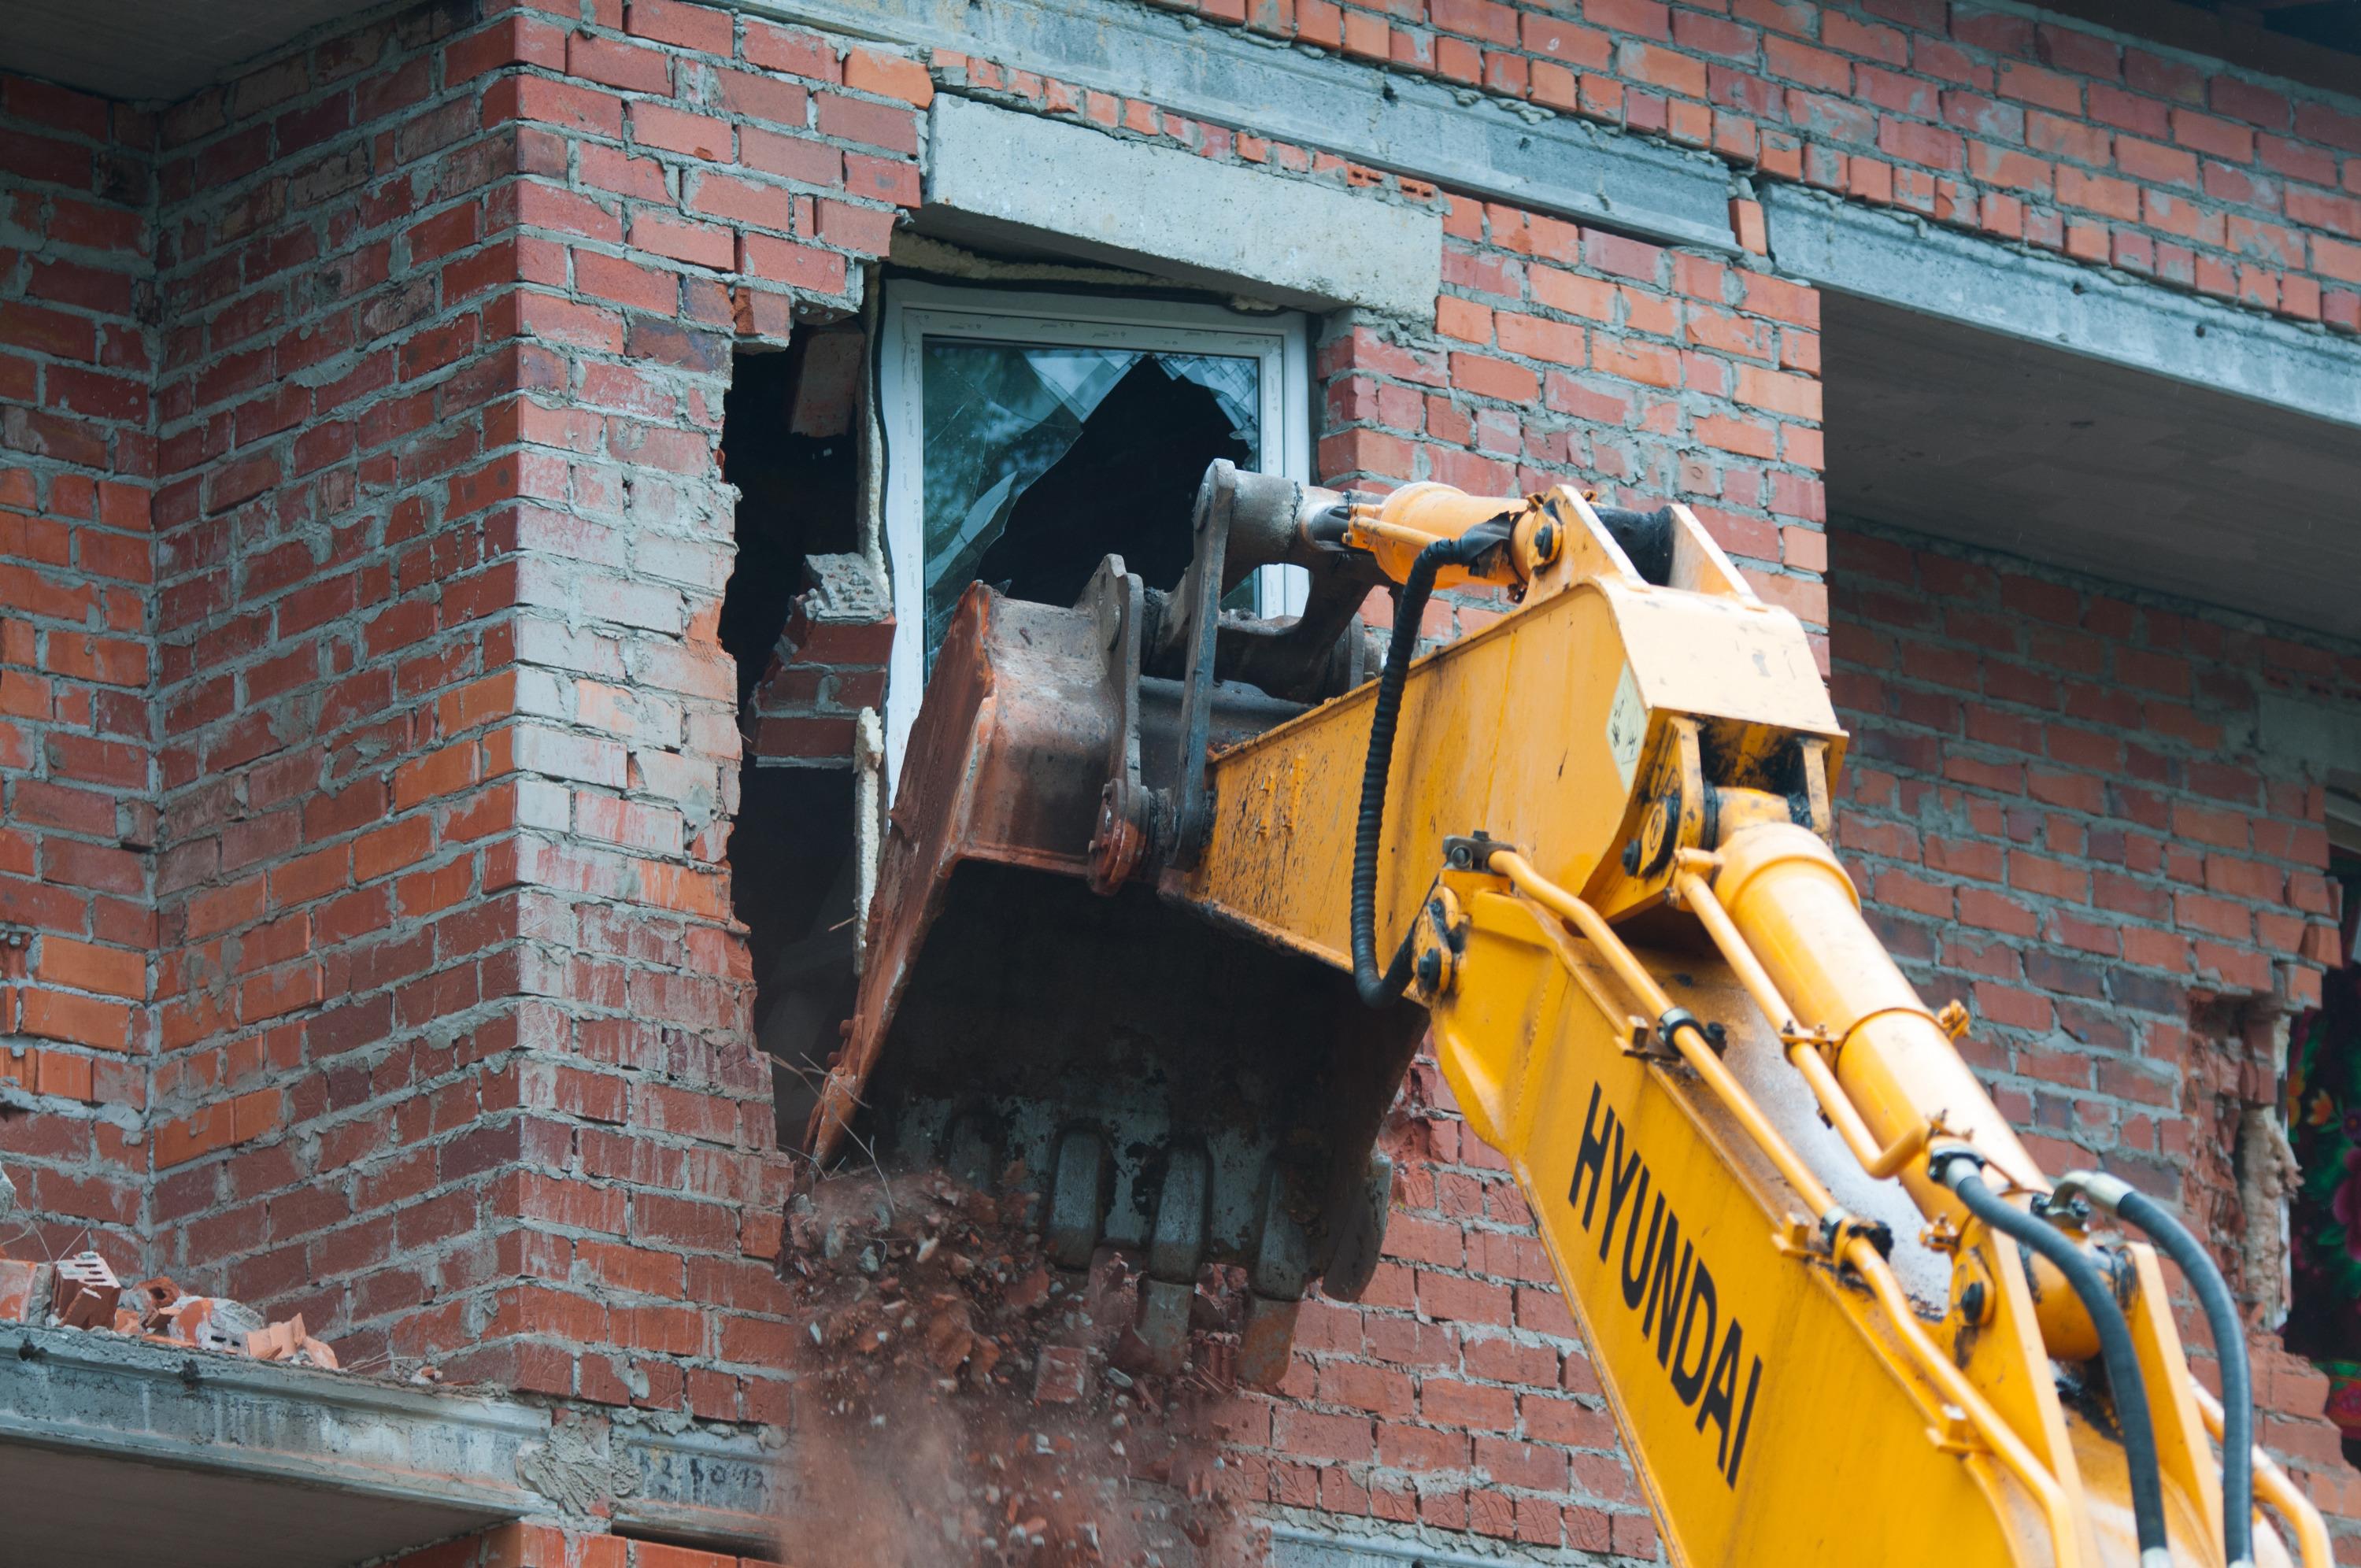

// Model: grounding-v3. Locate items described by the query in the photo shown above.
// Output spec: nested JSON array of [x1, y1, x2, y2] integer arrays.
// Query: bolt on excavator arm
[[804, 461, 2326, 1568]]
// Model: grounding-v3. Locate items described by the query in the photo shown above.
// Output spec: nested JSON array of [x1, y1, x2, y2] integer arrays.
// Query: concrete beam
[[745, 0, 1739, 254], [1763, 185, 2361, 432], [925, 96, 1443, 318], [0, 1323, 787, 1566], [0, 1322, 542, 1509], [614, 1424, 789, 1550], [1269, 1521, 1586, 1565]]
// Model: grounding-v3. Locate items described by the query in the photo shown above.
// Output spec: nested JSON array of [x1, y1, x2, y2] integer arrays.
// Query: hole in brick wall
[[719, 331, 864, 705], [716, 335, 871, 1145], [2185, 992, 2291, 1311], [2283, 850, 2361, 1466], [734, 767, 861, 1145]]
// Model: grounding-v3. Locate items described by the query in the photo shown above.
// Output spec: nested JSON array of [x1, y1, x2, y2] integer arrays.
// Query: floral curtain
[[2284, 872, 2361, 1452]]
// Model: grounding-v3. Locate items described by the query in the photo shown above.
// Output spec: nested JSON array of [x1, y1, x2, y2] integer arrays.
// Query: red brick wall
[[18, 0, 923, 1416], [742, 554, 892, 766], [1100, 0, 2361, 331], [0, 74, 157, 1263], [1319, 190, 1827, 653], [1829, 522, 2360, 1544], [389, 1521, 783, 1568], [1830, 528, 2344, 1170], [0, 0, 930, 1417], [3, 0, 2360, 1556], [1155, 187, 1816, 1555]]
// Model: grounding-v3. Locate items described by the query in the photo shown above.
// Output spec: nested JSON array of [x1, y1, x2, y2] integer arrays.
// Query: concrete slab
[[1766, 186, 2361, 433], [0, 1323, 788, 1565], [2261, 693, 2361, 780], [924, 97, 1443, 319], [2, 0, 365, 101], [0, 1442, 511, 1568], [1823, 293, 2361, 640], [754, 0, 1739, 254]]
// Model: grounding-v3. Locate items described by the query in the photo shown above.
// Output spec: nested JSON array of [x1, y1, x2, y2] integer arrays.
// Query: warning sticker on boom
[[1604, 664, 1645, 790]]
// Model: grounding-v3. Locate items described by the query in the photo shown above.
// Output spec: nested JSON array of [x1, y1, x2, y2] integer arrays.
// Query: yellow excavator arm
[[808, 464, 2327, 1568]]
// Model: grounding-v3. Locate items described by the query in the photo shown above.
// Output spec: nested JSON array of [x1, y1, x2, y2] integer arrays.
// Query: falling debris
[[780, 1168, 1260, 1566]]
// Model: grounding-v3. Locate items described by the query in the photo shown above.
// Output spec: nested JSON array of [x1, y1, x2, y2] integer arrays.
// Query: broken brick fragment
[[53, 1252, 121, 1330], [1033, 1344, 1089, 1405], [132, 1276, 183, 1330], [923, 1296, 975, 1372], [172, 1296, 265, 1355], [0, 1259, 51, 1322], [246, 1313, 307, 1362], [783, 1170, 1246, 1560]]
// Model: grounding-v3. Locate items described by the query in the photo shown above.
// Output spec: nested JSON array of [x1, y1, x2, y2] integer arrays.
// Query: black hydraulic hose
[[1941, 1159, 2173, 1567], [2065, 1172, 2254, 1568], [1350, 525, 1509, 1008]]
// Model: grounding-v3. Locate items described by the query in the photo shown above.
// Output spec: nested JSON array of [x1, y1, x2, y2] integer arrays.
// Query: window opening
[[919, 342, 1259, 656], [2284, 778, 2361, 1465], [879, 283, 1310, 785]]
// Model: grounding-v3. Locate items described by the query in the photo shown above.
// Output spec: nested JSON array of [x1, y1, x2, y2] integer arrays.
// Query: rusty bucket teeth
[[801, 585, 1421, 1385]]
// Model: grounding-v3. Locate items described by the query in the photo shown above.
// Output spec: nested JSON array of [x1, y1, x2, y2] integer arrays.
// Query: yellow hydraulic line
[[2192, 1385, 2332, 1568], [1341, 484, 1537, 588], [1791, 1045, 1938, 1181], [1489, 851, 1834, 1214], [1671, 855, 1797, 1022], [1345, 516, 1449, 551], [1487, 849, 2085, 1568], [1678, 867, 1937, 1182], [1846, 1235, 2086, 1568]]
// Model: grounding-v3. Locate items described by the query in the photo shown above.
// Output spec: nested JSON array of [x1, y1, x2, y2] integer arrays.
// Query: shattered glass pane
[[1159, 355, 1260, 444], [920, 340, 1263, 665]]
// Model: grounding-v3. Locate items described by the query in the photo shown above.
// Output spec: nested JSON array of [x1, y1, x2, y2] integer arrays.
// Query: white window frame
[[877, 282, 1312, 791]]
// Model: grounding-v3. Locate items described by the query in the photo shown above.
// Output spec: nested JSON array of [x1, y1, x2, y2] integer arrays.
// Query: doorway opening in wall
[[2285, 780, 2361, 1466], [876, 281, 1312, 784], [716, 334, 871, 1145]]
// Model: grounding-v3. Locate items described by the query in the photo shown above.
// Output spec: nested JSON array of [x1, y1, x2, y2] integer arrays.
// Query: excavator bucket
[[797, 458, 2336, 1567], [803, 465, 1419, 1383]]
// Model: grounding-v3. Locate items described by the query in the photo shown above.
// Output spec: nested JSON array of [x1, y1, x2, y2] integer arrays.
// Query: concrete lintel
[[1268, 1520, 1589, 1565], [1763, 185, 2361, 431], [0, 1322, 545, 1511], [742, 0, 1739, 254], [0, 1324, 537, 1566], [613, 1425, 788, 1550], [2260, 692, 2361, 778], [0, 1324, 791, 1566], [926, 95, 1443, 318]]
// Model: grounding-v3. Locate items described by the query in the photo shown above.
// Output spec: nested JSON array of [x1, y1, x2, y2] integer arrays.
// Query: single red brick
[[631, 214, 733, 271], [842, 48, 934, 107], [627, 0, 734, 54]]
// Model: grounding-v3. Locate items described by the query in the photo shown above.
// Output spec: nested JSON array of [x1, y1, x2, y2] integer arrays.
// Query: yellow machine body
[[816, 469, 2330, 1567], [1164, 483, 2320, 1568]]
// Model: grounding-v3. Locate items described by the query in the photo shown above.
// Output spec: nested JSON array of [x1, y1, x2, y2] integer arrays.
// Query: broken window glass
[[918, 342, 1261, 668]]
